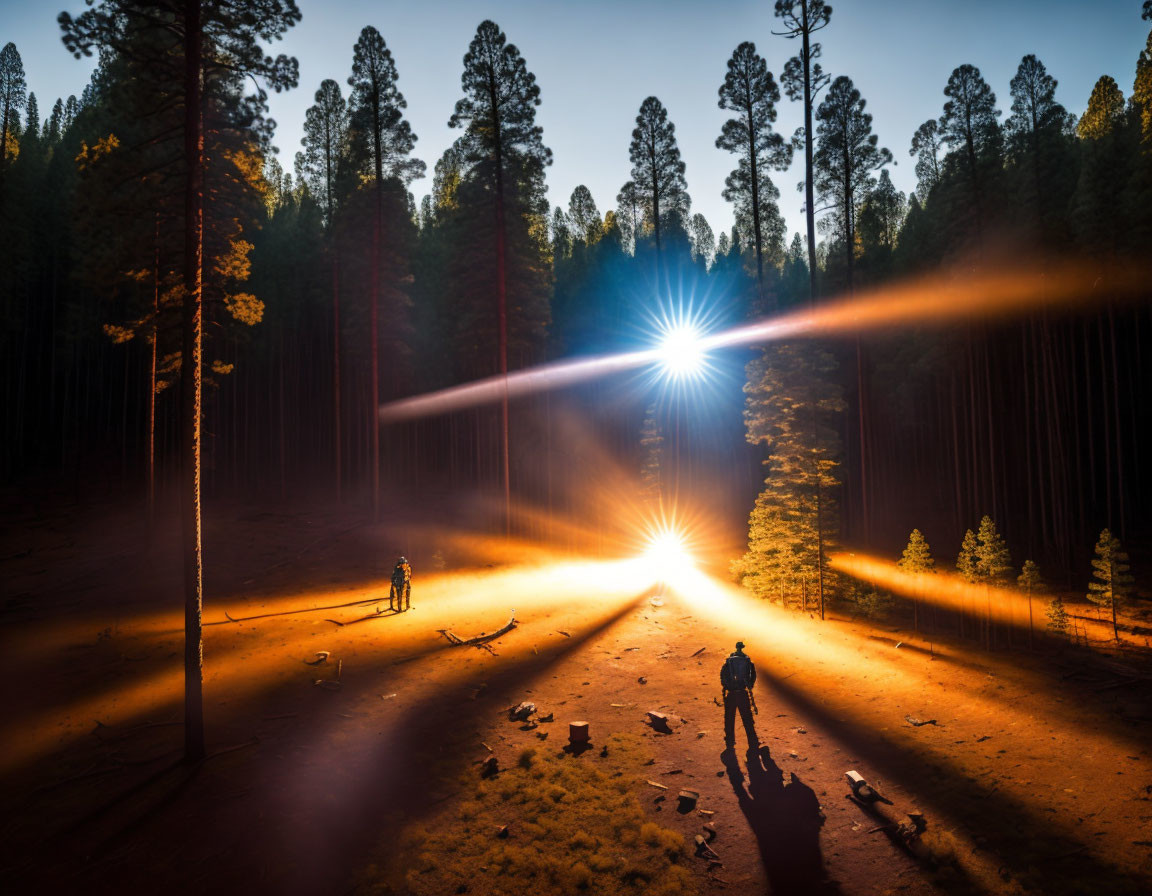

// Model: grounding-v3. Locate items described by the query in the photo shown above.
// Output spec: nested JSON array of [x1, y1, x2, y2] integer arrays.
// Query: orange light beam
[[830, 551, 1044, 631]]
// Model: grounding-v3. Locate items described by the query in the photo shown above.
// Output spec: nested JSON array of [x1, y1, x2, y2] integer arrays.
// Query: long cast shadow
[[21, 590, 651, 895], [757, 666, 1149, 896], [724, 746, 840, 896]]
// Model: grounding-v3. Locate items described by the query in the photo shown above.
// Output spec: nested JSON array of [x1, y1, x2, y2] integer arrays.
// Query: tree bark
[[371, 115, 382, 521], [801, 4, 818, 304], [181, 0, 205, 764], [148, 213, 159, 525], [746, 90, 767, 310], [488, 71, 511, 536], [332, 250, 342, 502]]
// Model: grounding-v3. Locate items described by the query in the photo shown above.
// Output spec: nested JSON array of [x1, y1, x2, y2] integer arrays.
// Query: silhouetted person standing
[[720, 640, 759, 752], [389, 556, 411, 612]]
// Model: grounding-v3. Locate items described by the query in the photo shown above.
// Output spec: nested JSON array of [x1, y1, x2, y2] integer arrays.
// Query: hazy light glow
[[656, 323, 707, 380], [5, 551, 656, 775], [829, 551, 1042, 631], [643, 528, 694, 580], [377, 262, 1144, 423]]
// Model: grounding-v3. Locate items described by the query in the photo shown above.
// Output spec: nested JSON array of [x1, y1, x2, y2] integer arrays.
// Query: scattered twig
[[647, 780, 669, 790], [691, 647, 706, 657]]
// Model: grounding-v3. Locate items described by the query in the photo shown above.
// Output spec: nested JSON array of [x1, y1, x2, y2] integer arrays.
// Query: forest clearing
[[2, 495, 1150, 894], [3, 1, 1152, 893]]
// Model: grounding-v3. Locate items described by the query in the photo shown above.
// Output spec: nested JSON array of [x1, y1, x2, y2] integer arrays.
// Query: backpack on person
[[721, 653, 754, 690]]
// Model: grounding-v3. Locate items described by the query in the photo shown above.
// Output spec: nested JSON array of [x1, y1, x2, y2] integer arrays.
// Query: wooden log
[[845, 770, 929, 860]]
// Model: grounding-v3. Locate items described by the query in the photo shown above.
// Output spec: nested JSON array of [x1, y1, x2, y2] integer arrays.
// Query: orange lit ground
[[1, 496, 1150, 895]]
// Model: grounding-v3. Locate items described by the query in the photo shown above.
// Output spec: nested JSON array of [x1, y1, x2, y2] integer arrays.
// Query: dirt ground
[[1, 493, 1150, 895]]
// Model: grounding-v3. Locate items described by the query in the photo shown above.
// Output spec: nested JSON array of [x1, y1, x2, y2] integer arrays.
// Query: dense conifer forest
[[2, 0, 1150, 603]]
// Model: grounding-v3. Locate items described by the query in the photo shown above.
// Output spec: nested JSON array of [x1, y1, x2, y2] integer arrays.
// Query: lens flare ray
[[377, 261, 1141, 424]]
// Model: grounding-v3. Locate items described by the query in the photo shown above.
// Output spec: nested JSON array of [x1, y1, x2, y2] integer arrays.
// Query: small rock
[[678, 790, 699, 810], [481, 756, 499, 778], [508, 702, 535, 722], [638, 676, 648, 684], [495, 825, 509, 838]]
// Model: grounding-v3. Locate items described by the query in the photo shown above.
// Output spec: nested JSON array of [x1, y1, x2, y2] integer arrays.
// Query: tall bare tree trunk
[[801, 7, 817, 302], [748, 110, 767, 310], [368, 88, 386, 521], [489, 79, 511, 536], [181, 0, 205, 763], [148, 213, 159, 525], [332, 252, 341, 502]]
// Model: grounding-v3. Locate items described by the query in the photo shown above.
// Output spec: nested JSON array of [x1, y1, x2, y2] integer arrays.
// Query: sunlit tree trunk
[[148, 213, 159, 525], [181, 0, 206, 763], [332, 252, 341, 502], [800, 7, 817, 301], [487, 74, 511, 536]]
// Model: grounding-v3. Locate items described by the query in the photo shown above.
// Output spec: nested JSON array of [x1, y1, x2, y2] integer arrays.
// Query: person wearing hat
[[720, 641, 759, 753], [389, 556, 412, 612]]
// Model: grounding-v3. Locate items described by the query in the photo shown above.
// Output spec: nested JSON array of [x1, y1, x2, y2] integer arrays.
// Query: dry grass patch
[[370, 733, 697, 895]]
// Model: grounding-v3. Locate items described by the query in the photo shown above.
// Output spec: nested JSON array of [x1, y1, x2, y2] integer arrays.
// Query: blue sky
[[5, 1, 1148, 245]]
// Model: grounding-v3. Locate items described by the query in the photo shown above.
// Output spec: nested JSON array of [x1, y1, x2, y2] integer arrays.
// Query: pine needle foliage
[[1087, 528, 1134, 640], [956, 529, 980, 583], [735, 342, 844, 610], [1046, 595, 1070, 638], [899, 529, 935, 574], [1018, 559, 1043, 592], [975, 515, 1013, 584]]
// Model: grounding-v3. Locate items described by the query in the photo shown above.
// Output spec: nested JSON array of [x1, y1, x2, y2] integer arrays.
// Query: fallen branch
[[437, 612, 517, 647]]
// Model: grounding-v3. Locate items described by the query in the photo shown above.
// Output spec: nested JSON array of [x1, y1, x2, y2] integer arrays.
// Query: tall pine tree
[[716, 41, 791, 308], [449, 21, 552, 531], [774, 0, 832, 303], [1087, 528, 1134, 641], [629, 96, 688, 257], [348, 26, 422, 519], [61, 0, 301, 762]]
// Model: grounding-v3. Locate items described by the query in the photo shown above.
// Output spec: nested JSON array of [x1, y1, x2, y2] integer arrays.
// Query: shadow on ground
[[724, 746, 840, 896]]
